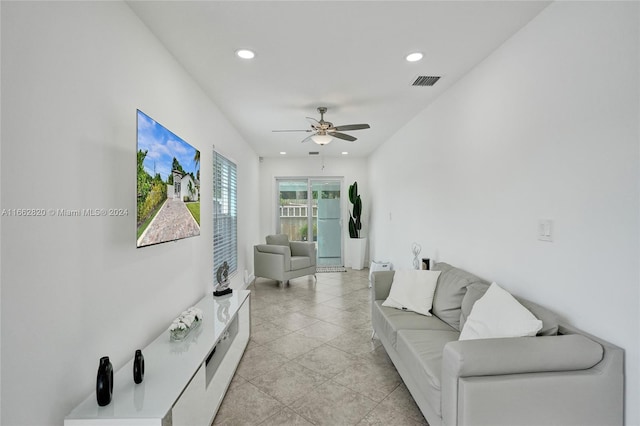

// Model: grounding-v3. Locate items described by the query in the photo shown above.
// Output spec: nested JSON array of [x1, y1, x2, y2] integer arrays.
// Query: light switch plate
[[538, 219, 553, 242]]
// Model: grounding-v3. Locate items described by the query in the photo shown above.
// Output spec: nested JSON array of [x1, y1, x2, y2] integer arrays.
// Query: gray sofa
[[371, 262, 624, 426]]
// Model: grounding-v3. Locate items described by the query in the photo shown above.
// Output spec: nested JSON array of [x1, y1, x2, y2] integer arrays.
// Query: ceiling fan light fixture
[[236, 49, 255, 59], [406, 52, 423, 62], [311, 134, 333, 145]]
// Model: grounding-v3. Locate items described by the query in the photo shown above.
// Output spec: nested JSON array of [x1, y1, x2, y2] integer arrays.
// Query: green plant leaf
[[348, 217, 357, 238], [349, 181, 358, 204]]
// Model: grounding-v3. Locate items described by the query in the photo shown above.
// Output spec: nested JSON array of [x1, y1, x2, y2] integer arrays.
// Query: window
[[213, 151, 237, 276]]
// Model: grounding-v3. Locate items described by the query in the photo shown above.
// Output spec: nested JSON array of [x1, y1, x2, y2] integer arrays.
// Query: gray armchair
[[254, 234, 316, 287]]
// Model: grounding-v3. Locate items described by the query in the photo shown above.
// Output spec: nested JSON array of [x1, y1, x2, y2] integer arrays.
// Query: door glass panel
[[312, 180, 341, 266], [277, 180, 308, 242]]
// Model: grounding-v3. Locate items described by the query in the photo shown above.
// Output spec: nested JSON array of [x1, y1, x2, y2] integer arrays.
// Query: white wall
[[0, 2, 259, 424], [369, 2, 639, 424], [258, 156, 369, 268]]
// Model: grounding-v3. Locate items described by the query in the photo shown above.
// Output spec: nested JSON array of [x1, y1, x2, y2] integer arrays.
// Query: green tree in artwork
[[172, 157, 185, 174], [137, 149, 168, 226], [137, 150, 152, 222], [188, 180, 195, 201], [193, 150, 200, 169]]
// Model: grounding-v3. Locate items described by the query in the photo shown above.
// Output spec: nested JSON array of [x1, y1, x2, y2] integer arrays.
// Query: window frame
[[213, 150, 238, 278]]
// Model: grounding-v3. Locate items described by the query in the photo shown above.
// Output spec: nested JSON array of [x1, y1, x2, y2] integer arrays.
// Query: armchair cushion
[[266, 234, 290, 246], [255, 244, 291, 257], [291, 256, 312, 270], [290, 241, 316, 262]]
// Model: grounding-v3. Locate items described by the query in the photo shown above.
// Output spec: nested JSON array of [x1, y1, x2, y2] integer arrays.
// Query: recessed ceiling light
[[236, 49, 255, 59], [406, 52, 423, 62], [279, 151, 287, 155], [341, 152, 349, 155]]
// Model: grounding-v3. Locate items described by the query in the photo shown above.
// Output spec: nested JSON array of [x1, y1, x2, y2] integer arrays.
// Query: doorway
[[276, 178, 343, 266]]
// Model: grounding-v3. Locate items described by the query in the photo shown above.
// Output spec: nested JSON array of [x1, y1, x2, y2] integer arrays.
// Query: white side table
[[369, 260, 392, 287]]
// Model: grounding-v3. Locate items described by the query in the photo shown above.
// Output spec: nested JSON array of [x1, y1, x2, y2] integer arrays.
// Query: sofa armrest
[[254, 244, 291, 275], [371, 271, 395, 300], [441, 335, 606, 426], [290, 241, 316, 265], [443, 334, 603, 377]]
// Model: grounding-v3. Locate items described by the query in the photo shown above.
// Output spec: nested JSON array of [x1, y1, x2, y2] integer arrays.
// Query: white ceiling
[[127, 1, 550, 158]]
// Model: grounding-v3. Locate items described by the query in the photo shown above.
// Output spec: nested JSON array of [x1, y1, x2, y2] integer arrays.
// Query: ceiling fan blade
[[272, 129, 312, 132], [333, 124, 370, 131], [306, 117, 321, 128], [300, 134, 315, 143], [330, 132, 357, 142]]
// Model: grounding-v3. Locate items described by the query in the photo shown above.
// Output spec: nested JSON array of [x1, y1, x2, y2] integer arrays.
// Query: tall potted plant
[[347, 181, 367, 270]]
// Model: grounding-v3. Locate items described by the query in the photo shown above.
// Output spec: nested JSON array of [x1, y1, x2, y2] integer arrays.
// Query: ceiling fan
[[273, 107, 370, 145]]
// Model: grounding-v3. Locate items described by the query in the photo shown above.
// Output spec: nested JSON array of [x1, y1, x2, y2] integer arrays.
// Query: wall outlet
[[538, 219, 553, 242]]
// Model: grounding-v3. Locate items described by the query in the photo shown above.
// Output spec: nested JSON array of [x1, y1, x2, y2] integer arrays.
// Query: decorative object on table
[[217, 297, 231, 323], [214, 261, 232, 297], [411, 242, 422, 269], [96, 356, 113, 406], [133, 349, 145, 384], [421, 258, 430, 270], [169, 307, 204, 341], [347, 181, 367, 270]]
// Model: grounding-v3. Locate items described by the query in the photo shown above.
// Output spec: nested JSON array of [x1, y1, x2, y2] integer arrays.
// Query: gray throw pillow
[[432, 263, 489, 330]]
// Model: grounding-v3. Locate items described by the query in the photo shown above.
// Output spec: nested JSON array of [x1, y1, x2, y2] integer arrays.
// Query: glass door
[[277, 180, 309, 242], [276, 178, 343, 266], [312, 180, 342, 266]]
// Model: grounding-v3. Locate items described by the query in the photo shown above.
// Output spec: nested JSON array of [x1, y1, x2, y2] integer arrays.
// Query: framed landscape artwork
[[136, 110, 201, 248]]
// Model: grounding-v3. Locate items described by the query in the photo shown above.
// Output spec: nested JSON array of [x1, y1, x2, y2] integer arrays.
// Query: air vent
[[309, 151, 319, 156], [412, 76, 441, 87]]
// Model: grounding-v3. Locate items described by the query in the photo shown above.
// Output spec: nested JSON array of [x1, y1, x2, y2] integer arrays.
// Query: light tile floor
[[212, 269, 428, 426]]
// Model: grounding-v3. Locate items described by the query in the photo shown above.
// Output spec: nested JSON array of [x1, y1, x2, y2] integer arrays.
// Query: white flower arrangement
[[169, 307, 204, 341]]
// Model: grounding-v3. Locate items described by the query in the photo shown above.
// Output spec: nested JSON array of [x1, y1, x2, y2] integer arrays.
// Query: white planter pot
[[348, 238, 367, 270]]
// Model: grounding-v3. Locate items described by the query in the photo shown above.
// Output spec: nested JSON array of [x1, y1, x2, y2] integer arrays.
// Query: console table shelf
[[65, 290, 250, 426]]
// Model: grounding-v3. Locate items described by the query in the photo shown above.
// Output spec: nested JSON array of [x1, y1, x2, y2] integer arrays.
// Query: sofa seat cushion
[[291, 256, 311, 270], [373, 300, 457, 348], [396, 329, 460, 418]]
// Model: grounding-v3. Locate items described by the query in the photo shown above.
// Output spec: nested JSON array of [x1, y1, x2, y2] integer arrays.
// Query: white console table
[[65, 290, 250, 426]]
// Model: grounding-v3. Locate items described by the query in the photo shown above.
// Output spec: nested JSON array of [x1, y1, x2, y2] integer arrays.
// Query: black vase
[[96, 356, 113, 406], [133, 349, 145, 384]]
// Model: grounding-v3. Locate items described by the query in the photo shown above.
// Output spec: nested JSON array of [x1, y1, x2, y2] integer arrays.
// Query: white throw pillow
[[382, 270, 441, 316], [459, 282, 543, 340]]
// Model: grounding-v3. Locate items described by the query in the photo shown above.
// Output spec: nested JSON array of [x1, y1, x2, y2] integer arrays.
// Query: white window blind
[[213, 151, 237, 276]]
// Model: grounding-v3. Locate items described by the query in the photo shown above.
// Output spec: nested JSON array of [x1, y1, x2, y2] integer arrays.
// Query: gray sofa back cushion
[[460, 282, 560, 336], [266, 234, 290, 246], [432, 263, 489, 331]]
